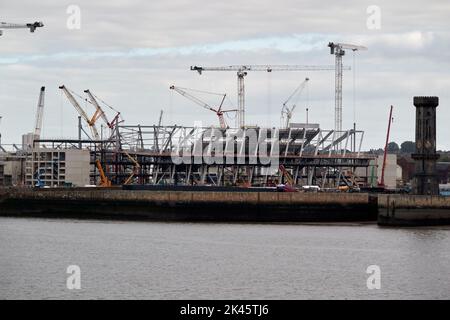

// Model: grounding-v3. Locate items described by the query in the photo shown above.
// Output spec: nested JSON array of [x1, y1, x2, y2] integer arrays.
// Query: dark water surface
[[0, 217, 449, 299]]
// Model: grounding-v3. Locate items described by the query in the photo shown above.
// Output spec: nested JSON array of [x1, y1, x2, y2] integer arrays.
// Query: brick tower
[[411, 96, 440, 195]]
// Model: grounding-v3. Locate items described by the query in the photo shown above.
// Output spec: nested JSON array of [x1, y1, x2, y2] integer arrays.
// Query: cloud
[[1, 0, 450, 150]]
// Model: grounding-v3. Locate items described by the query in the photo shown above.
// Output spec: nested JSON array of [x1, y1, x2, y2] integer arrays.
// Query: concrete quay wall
[[378, 194, 450, 226], [0, 188, 377, 222]]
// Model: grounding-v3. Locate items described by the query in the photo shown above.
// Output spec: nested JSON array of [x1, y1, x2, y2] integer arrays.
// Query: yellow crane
[[95, 159, 111, 187], [84, 89, 121, 130], [279, 165, 294, 186]]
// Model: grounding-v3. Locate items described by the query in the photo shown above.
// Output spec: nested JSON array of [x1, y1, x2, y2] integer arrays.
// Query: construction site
[[2, 19, 450, 227], [1, 22, 397, 192], [0, 33, 393, 192]]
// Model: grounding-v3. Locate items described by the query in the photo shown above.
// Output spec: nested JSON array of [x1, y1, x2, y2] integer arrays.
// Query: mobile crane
[[170, 85, 237, 129]]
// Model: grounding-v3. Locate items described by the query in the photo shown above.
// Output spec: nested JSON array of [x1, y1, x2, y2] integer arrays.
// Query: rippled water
[[0, 217, 449, 299]]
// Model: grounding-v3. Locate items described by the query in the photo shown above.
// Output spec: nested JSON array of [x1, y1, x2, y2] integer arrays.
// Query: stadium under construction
[[27, 122, 373, 189], [1, 44, 379, 190]]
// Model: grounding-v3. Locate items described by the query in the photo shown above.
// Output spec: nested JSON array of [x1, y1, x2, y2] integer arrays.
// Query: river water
[[0, 217, 449, 299]]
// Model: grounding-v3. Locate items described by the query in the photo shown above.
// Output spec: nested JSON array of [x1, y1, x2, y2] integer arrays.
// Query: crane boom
[[380, 105, 394, 188], [191, 65, 343, 73], [34, 86, 45, 138], [281, 78, 309, 128], [170, 85, 236, 128], [282, 78, 309, 107], [85, 90, 121, 129], [84, 89, 109, 127], [59, 85, 100, 140], [191, 64, 347, 128], [279, 165, 294, 186], [0, 21, 43, 36], [158, 110, 164, 127], [170, 86, 217, 112], [95, 159, 111, 187]]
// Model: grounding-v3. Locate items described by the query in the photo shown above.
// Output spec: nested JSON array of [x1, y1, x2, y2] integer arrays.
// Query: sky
[[1, 0, 449, 150]]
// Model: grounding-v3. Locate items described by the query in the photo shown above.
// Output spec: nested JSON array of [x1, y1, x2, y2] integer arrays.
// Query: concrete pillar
[[412, 96, 440, 195]]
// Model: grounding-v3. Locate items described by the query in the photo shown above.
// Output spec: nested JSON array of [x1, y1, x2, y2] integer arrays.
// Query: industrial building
[[25, 148, 90, 187]]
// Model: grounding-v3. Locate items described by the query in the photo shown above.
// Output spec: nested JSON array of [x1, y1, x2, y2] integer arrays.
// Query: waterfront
[[0, 217, 449, 299]]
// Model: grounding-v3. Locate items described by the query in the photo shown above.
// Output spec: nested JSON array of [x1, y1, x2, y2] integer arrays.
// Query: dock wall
[[2, 188, 450, 225], [0, 188, 377, 222], [378, 194, 450, 226]]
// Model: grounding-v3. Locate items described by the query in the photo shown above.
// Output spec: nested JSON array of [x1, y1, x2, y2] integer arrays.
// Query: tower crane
[[84, 90, 121, 130], [281, 77, 309, 128], [328, 42, 367, 133], [34, 87, 45, 138], [191, 64, 346, 128], [170, 85, 237, 129], [59, 85, 100, 140], [0, 21, 43, 36]]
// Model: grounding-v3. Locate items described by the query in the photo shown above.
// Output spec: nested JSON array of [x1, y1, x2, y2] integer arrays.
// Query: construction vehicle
[[281, 78, 309, 128], [328, 43, 367, 133], [191, 64, 343, 128], [170, 85, 237, 129], [95, 159, 111, 187], [337, 170, 361, 192], [0, 21, 43, 36]]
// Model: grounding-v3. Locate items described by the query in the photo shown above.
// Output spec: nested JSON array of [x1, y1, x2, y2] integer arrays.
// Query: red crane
[[170, 85, 237, 129], [379, 105, 394, 188]]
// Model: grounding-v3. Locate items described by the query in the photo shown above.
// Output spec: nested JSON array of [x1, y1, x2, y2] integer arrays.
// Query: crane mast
[[328, 42, 367, 133], [59, 85, 100, 140], [191, 64, 343, 128], [34, 87, 45, 138]]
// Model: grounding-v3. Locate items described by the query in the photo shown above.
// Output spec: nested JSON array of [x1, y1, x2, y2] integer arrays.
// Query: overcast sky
[[1, 0, 449, 149]]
